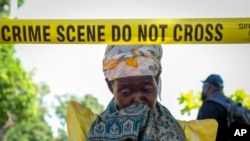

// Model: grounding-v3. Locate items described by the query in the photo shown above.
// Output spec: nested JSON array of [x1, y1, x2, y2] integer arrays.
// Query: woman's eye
[[142, 87, 153, 93], [120, 89, 131, 96]]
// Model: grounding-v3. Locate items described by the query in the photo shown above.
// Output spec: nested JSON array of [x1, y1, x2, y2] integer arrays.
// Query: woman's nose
[[133, 92, 146, 104]]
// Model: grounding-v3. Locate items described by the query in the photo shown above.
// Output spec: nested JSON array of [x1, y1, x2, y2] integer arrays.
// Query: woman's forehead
[[114, 76, 156, 85]]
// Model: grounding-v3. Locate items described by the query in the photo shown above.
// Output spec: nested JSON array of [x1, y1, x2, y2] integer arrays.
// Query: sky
[[11, 0, 250, 134]]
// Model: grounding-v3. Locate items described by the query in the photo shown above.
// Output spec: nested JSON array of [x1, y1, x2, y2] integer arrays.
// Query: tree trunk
[[0, 112, 15, 141]]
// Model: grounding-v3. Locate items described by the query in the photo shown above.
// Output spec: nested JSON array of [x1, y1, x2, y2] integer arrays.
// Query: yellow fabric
[[67, 101, 218, 141], [67, 101, 97, 141], [177, 120, 218, 141]]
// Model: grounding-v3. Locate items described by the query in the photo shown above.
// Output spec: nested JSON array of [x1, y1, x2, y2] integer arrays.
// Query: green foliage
[[178, 90, 202, 115], [0, 45, 38, 126], [0, 1, 53, 140], [0, 45, 53, 140], [0, 48, 53, 140], [81, 94, 104, 114], [36, 82, 51, 121], [230, 89, 250, 109], [55, 93, 104, 126], [3, 120, 53, 141], [230, 89, 248, 103], [53, 128, 68, 141], [0, 0, 25, 18], [54, 93, 104, 141], [54, 94, 71, 127], [178, 89, 250, 116], [0, 0, 25, 8]]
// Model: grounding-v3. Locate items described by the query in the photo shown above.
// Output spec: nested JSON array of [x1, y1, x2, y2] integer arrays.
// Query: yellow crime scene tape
[[0, 18, 250, 44]]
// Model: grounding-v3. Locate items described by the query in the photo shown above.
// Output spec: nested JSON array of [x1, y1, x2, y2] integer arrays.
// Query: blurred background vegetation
[[178, 89, 250, 116], [0, 1, 104, 141], [0, 44, 104, 141]]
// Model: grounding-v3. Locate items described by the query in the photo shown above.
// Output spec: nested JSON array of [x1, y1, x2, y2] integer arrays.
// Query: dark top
[[197, 92, 230, 141]]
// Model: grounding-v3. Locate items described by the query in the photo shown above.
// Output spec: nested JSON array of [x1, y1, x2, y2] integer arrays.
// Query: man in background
[[197, 74, 230, 141]]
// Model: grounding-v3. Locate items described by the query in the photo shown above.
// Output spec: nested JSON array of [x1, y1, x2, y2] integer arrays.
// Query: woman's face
[[111, 76, 158, 109]]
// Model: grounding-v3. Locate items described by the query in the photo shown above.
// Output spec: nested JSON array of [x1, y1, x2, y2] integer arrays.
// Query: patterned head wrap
[[103, 45, 162, 80], [103, 45, 163, 99]]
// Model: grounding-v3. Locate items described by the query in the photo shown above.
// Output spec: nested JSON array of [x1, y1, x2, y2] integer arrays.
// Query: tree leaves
[[230, 89, 250, 109], [0, 45, 38, 139], [178, 90, 202, 115], [3, 120, 53, 141], [178, 89, 250, 116]]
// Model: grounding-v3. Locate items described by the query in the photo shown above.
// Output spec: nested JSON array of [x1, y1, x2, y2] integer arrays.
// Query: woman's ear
[[156, 70, 161, 84], [105, 78, 113, 94]]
